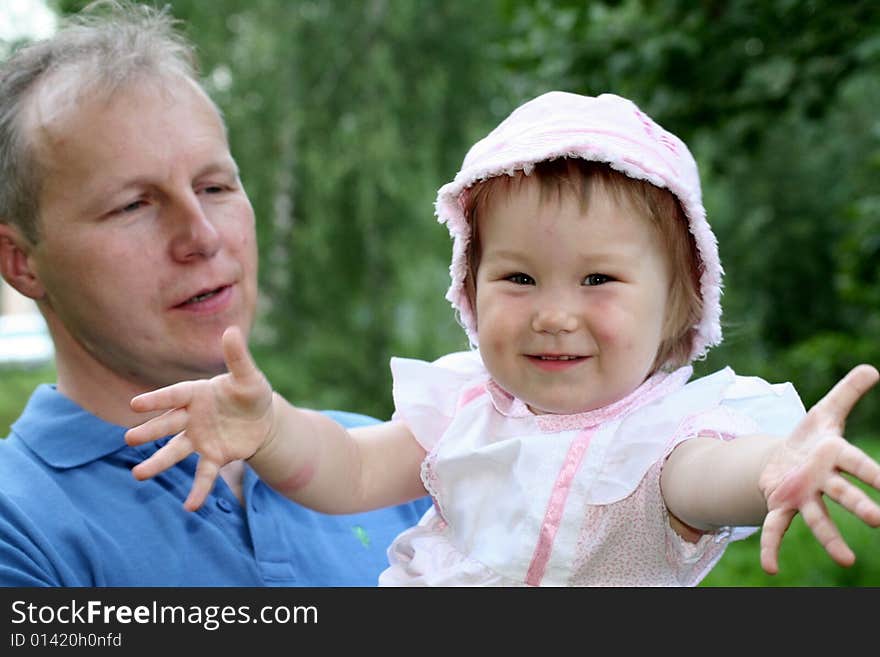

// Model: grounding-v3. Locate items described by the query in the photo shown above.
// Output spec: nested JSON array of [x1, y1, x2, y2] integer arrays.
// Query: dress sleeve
[[584, 367, 808, 508], [662, 372, 808, 543], [667, 374, 806, 450], [390, 351, 486, 452], [719, 376, 806, 435]]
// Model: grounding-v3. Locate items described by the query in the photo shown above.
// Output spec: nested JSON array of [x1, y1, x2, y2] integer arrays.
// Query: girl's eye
[[201, 185, 225, 194], [505, 273, 535, 286], [584, 273, 611, 286]]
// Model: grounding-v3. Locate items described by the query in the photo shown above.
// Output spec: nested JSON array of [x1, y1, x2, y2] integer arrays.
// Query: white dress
[[379, 350, 806, 587]]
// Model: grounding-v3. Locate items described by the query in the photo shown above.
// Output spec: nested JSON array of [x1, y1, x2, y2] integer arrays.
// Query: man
[[0, 0, 429, 586]]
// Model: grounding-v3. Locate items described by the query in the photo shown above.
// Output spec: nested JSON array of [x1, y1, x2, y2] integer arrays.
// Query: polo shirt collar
[[10, 384, 129, 469]]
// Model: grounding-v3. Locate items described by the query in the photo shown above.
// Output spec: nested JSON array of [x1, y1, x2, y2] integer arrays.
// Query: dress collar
[[486, 366, 694, 433]]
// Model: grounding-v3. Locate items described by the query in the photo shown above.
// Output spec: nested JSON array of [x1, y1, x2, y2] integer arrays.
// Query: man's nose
[[168, 193, 221, 262]]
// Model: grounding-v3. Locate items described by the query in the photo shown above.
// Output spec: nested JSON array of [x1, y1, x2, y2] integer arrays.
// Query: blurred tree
[[496, 0, 880, 431], [52, 0, 880, 430], [64, 0, 507, 417], [37, 0, 878, 588]]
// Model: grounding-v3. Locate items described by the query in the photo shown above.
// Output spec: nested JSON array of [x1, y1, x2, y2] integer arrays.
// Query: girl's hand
[[124, 325, 275, 511], [758, 364, 880, 574]]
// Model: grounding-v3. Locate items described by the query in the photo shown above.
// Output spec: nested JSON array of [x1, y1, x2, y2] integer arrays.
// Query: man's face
[[26, 75, 258, 391]]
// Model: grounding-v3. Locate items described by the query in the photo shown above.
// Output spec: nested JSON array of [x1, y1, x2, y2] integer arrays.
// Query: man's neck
[[219, 461, 246, 505], [54, 354, 249, 503], [55, 358, 152, 428]]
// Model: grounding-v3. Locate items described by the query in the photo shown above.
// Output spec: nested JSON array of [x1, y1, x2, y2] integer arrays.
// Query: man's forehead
[[24, 71, 232, 200], [26, 68, 215, 148]]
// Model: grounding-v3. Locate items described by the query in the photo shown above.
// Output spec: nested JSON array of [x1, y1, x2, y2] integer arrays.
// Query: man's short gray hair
[[0, 0, 201, 243]]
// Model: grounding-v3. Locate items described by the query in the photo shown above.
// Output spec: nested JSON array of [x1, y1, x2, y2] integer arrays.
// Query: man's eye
[[505, 273, 535, 285], [118, 200, 146, 214], [583, 273, 611, 286]]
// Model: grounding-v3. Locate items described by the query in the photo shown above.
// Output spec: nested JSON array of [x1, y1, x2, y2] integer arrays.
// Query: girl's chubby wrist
[[244, 392, 285, 464], [756, 438, 786, 507]]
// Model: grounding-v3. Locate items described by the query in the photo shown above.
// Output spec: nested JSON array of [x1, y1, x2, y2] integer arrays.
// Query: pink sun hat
[[435, 91, 722, 363]]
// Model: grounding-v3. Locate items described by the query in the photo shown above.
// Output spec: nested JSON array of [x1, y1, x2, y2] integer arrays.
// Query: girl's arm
[[125, 326, 426, 513], [661, 364, 880, 574], [248, 406, 427, 514]]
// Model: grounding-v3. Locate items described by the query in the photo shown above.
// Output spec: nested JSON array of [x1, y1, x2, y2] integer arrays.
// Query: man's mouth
[[177, 285, 228, 307]]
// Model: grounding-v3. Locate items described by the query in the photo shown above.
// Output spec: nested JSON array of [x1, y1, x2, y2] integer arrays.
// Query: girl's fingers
[[760, 507, 795, 574], [125, 407, 189, 446], [808, 364, 879, 432], [130, 380, 196, 414], [183, 458, 221, 511], [763, 499, 853, 574], [222, 325, 260, 383], [799, 497, 855, 568], [836, 442, 880, 491], [824, 472, 880, 528], [130, 433, 194, 481]]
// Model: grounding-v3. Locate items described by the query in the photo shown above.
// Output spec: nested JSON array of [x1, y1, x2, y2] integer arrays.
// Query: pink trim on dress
[[458, 384, 487, 409], [525, 429, 595, 586], [481, 366, 693, 432]]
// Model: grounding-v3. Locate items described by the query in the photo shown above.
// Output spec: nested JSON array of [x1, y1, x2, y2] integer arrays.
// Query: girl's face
[[474, 177, 672, 415]]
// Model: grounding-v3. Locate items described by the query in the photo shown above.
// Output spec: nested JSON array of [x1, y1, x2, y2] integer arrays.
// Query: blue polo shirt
[[0, 384, 431, 587]]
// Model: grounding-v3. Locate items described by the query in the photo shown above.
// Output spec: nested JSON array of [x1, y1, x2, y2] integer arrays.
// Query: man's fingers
[[222, 325, 260, 383], [810, 364, 879, 430], [125, 407, 189, 446], [131, 380, 195, 413]]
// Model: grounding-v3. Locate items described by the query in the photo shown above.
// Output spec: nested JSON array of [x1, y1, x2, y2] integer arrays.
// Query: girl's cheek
[[587, 302, 625, 343]]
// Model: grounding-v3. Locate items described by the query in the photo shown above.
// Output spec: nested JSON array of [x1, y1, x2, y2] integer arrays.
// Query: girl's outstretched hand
[[125, 326, 275, 511], [758, 364, 880, 574]]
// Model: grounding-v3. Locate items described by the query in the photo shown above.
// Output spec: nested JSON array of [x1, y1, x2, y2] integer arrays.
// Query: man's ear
[[0, 222, 45, 300]]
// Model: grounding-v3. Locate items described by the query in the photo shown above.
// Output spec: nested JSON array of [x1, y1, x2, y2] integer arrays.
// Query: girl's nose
[[531, 307, 578, 334]]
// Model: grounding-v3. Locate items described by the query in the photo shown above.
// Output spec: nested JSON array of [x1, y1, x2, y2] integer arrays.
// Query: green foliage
[[19, 0, 877, 586], [495, 0, 880, 434], [0, 363, 55, 435], [47, 1, 879, 428], [155, 0, 506, 418]]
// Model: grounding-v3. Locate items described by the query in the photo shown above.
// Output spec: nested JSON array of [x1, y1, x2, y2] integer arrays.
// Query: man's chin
[[152, 358, 227, 387]]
